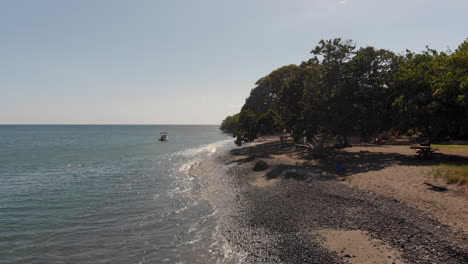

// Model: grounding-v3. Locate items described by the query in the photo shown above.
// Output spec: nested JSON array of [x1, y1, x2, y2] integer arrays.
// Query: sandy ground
[[224, 137, 467, 263], [341, 144, 468, 233], [314, 229, 406, 264], [243, 138, 468, 233]]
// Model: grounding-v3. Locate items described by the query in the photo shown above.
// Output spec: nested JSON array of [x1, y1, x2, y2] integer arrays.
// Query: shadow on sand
[[230, 140, 468, 183]]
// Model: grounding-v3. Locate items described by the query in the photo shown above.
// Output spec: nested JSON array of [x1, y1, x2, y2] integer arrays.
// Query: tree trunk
[[307, 132, 328, 157], [343, 135, 350, 147]]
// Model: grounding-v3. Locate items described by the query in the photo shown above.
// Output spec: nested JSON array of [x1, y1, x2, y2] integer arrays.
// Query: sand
[[243, 139, 468, 234], [314, 229, 406, 264], [341, 145, 468, 233]]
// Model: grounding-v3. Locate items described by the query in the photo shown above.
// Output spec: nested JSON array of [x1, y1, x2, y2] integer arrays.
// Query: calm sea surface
[[0, 125, 237, 264]]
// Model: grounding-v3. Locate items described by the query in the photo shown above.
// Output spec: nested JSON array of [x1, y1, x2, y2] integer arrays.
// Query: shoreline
[[204, 137, 467, 263]]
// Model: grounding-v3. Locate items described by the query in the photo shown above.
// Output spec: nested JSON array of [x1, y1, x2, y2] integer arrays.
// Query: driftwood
[[424, 182, 448, 192]]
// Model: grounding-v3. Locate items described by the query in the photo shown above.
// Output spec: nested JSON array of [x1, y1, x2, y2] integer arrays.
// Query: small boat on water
[[159, 132, 168, 141]]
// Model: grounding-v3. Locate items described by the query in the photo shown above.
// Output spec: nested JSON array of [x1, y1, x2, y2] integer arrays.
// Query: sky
[[1, 0, 467, 124]]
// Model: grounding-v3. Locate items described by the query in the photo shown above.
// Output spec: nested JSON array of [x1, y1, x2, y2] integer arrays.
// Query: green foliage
[[235, 109, 259, 145], [392, 41, 468, 138], [225, 38, 468, 147], [347, 47, 400, 138], [257, 109, 283, 135], [431, 144, 468, 152], [219, 113, 239, 134], [433, 164, 468, 185]]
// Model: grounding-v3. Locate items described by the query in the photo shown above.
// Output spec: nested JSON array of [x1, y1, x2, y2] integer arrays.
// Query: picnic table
[[410, 144, 439, 159]]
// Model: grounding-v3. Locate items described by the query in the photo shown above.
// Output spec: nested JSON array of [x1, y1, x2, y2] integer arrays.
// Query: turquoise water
[[0, 125, 235, 263]]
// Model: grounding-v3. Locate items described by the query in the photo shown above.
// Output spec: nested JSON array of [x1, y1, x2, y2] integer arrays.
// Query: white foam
[[161, 138, 245, 262], [175, 139, 232, 178], [173, 205, 188, 215], [178, 160, 198, 174], [175, 139, 232, 158]]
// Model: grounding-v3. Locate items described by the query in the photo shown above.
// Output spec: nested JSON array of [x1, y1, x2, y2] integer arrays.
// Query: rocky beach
[[192, 137, 468, 263]]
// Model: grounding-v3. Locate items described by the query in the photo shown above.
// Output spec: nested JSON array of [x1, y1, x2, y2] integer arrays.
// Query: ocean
[[0, 125, 239, 264]]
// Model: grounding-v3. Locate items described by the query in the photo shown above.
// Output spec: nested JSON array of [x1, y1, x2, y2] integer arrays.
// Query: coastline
[[200, 137, 468, 263]]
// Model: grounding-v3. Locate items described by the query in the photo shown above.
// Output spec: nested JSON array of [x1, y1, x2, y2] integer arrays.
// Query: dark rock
[[253, 160, 269, 171]]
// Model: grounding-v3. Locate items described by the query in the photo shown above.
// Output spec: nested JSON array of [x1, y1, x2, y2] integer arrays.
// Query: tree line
[[221, 38, 468, 150]]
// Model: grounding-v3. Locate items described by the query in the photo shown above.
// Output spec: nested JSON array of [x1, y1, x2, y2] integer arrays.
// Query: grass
[[433, 164, 468, 185], [431, 144, 468, 152]]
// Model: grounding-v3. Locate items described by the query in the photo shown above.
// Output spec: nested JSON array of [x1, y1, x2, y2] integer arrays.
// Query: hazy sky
[[1, 0, 467, 124]]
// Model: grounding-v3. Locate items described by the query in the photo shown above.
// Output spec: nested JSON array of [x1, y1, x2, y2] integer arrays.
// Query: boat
[[159, 132, 168, 141]]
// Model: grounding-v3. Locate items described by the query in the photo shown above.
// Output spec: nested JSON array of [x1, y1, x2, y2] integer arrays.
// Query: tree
[[236, 109, 259, 145], [392, 41, 468, 138], [227, 38, 468, 149], [304, 38, 357, 147], [220, 113, 240, 134], [347, 47, 400, 139], [235, 65, 302, 144]]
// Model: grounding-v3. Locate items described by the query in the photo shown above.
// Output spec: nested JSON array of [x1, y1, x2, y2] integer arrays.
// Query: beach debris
[[253, 160, 269, 171], [335, 165, 345, 172], [424, 182, 448, 192]]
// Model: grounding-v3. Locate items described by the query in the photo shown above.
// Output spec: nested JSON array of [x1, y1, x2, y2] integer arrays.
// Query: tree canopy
[[220, 113, 240, 134], [225, 38, 468, 148]]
